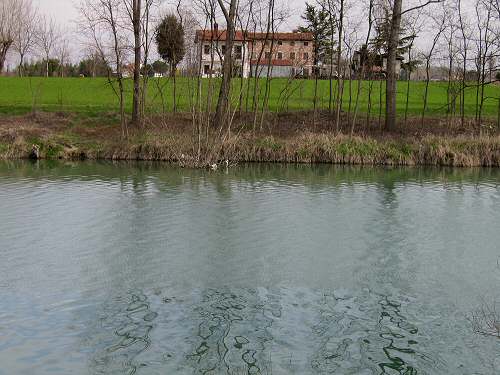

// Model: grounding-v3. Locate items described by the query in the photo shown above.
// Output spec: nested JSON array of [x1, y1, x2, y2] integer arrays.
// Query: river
[[0, 161, 499, 374]]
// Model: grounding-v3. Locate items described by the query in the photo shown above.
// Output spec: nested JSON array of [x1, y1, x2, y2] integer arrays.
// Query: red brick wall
[[249, 39, 314, 66]]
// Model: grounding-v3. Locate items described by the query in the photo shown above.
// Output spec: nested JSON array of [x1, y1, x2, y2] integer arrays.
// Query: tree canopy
[[155, 14, 185, 76], [298, 3, 334, 66]]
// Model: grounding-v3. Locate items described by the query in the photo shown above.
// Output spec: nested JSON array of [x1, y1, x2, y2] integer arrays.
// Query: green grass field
[[1, 76, 499, 118]]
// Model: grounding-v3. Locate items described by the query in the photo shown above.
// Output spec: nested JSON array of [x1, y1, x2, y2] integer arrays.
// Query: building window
[[221, 45, 226, 54], [265, 52, 271, 60], [290, 41, 295, 46], [277, 52, 283, 60], [204, 65, 210, 75], [304, 41, 309, 46], [277, 40, 282, 45], [290, 52, 295, 60], [204, 44, 210, 55], [303, 52, 309, 60], [234, 45, 242, 59]]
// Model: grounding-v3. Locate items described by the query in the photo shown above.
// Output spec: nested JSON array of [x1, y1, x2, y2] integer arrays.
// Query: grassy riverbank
[[1, 111, 499, 167]]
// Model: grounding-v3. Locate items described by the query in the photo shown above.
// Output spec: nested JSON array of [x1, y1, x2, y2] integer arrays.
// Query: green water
[[0, 161, 499, 374]]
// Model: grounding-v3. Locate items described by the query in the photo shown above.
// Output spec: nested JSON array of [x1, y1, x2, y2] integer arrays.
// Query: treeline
[[15, 56, 170, 78], [17, 56, 109, 77]]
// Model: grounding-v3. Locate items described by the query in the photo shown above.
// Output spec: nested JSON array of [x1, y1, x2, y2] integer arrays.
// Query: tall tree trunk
[[497, 97, 500, 130], [385, 0, 403, 131], [213, 0, 237, 127], [422, 59, 431, 127], [0, 42, 11, 73], [172, 62, 177, 112], [18, 54, 25, 77], [404, 44, 412, 126], [132, 0, 142, 126], [334, 0, 344, 131]]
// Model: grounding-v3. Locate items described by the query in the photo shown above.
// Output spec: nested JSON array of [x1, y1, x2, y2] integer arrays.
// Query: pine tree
[[298, 3, 334, 67]]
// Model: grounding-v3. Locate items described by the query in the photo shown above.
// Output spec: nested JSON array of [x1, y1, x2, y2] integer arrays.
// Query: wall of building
[[249, 39, 313, 66], [197, 40, 251, 78]]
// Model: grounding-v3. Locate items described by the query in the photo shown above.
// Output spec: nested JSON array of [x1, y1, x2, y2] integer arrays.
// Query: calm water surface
[[0, 161, 499, 374]]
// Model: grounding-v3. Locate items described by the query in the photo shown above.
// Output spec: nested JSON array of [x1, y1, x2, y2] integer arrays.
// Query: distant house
[[121, 64, 134, 78], [412, 66, 449, 81], [194, 29, 314, 78], [352, 46, 403, 79]]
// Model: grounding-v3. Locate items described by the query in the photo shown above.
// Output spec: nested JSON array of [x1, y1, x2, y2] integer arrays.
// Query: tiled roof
[[195, 30, 314, 42]]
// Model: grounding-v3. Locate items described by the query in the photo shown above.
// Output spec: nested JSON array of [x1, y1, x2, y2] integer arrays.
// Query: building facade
[[194, 30, 314, 78]]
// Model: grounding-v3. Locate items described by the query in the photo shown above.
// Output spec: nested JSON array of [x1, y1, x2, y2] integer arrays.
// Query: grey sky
[[37, 0, 80, 26], [35, 0, 304, 27]]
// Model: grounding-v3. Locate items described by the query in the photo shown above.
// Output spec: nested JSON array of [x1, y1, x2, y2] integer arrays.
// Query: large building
[[194, 29, 314, 78]]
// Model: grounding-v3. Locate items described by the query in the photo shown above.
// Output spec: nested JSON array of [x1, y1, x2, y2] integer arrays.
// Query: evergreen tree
[[370, 5, 416, 57], [155, 14, 185, 77], [298, 3, 333, 67]]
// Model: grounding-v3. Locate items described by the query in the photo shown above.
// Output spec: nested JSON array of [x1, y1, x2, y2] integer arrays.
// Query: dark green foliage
[[19, 59, 85, 77], [21, 59, 61, 77], [155, 14, 185, 76], [78, 55, 111, 77], [152, 60, 168, 75], [370, 6, 415, 56], [140, 64, 155, 77], [298, 3, 334, 66]]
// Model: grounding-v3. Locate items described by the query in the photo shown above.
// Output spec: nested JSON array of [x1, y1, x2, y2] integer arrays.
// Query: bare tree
[[384, 0, 403, 131], [421, 7, 445, 126], [37, 15, 60, 77], [0, 0, 24, 73], [213, 0, 238, 127], [57, 35, 71, 77], [385, 0, 443, 130], [79, 0, 129, 137], [12, 0, 38, 76], [473, 0, 496, 129], [352, 1, 374, 130], [122, 0, 143, 125], [442, 6, 459, 125], [139, 0, 157, 115], [335, 0, 345, 131], [457, 0, 471, 127]]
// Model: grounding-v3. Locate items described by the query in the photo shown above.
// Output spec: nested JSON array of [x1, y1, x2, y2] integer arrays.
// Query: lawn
[[1, 76, 499, 118]]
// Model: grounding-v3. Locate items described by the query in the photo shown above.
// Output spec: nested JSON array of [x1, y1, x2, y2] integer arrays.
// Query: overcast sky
[[37, 0, 80, 25], [35, 0, 305, 28]]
